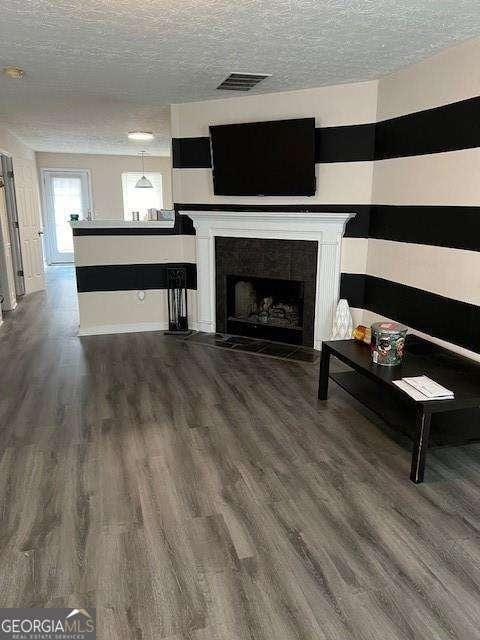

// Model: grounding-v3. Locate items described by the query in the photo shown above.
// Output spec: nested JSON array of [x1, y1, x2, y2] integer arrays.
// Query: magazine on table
[[393, 375, 454, 401]]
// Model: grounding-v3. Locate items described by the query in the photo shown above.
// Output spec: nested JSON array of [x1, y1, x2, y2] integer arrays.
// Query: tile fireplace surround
[[217, 239, 317, 347], [185, 210, 355, 350]]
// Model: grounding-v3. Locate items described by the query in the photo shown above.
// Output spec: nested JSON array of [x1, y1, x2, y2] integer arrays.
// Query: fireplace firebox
[[226, 275, 305, 344], [215, 237, 318, 347]]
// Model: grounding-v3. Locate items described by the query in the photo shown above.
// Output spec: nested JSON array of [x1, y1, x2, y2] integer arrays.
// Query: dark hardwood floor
[[1, 266, 480, 639]]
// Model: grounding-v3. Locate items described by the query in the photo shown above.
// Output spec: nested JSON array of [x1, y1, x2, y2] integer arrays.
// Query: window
[[121, 172, 163, 220]]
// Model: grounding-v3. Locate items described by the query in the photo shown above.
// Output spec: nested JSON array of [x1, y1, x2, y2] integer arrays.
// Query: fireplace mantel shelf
[[185, 209, 355, 232], [185, 208, 356, 350], [183, 209, 355, 220]]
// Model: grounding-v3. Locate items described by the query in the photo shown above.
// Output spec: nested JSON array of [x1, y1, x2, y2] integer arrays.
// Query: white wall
[[0, 126, 36, 165], [171, 82, 378, 135], [36, 152, 173, 220], [376, 38, 480, 120], [74, 234, 195, 267]]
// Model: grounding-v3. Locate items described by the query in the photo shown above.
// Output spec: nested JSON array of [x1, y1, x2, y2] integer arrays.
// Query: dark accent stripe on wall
[[172, 94, 480, 167], [75, 263, 197, 293], [340, 273, 480, 353], [174, 203, 370, 239], [369, 205, 480, 252], [174, 202, 480, 250], [172, 137, 211, 168], [73, 227, 178, 237], [174, 212, 196, 235], [315, 124, 375, 162], [375, 95, 480, 159], [339, 272, 366, 309], [172, 128, 377, 166]]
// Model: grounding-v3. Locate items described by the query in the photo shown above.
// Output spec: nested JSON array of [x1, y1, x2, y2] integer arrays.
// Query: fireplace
[[183, 209, 355, 350], [226, 274, 305, 345]]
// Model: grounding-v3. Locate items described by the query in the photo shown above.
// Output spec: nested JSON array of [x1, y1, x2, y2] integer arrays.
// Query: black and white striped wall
[[362, 38, 480, 360], [171, 81, 377, 331], [73, 223, 197, 335], [171, 39, 480, 360]]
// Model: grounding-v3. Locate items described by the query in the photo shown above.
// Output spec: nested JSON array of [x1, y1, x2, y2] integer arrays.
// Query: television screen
[[209, 118, 316, 196]]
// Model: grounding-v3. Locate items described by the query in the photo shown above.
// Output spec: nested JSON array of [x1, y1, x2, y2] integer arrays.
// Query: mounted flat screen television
[[209, 117, 316, 196]]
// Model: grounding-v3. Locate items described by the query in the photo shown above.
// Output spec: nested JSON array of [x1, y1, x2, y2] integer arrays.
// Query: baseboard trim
[[78, 320, 198, 337], [78, 321, 168, 336]]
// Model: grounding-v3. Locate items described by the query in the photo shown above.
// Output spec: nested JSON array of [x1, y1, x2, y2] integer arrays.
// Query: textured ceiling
[[0, 0, 479, 155]]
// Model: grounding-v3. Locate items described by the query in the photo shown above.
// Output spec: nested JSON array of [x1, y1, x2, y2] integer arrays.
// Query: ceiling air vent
[[216, 72, 271, 92]]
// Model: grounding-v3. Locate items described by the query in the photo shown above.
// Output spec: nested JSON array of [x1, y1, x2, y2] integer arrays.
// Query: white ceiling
[[0, 0, 479, 156]]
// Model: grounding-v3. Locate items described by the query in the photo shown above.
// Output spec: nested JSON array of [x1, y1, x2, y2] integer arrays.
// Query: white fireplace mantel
[[185, 209, 356, 350]]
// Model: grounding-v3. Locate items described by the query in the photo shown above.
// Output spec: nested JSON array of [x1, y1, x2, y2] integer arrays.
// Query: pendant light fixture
[[135, 151, 153, 188]]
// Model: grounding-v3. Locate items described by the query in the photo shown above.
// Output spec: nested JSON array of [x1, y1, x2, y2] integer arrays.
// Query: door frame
[[0, 153, 25, 297], [41, 168, 93, 264]]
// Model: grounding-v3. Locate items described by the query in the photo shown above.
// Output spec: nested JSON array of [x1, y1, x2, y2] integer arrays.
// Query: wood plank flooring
[[1, 266, 480, 639]]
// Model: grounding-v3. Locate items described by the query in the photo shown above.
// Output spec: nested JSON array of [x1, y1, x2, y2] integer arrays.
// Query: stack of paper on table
[[393, 376, 454, 401]]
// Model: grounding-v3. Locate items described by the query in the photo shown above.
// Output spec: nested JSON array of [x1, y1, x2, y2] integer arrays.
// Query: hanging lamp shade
[[135, 151, 153, 188], [135, 175, 153, 188]]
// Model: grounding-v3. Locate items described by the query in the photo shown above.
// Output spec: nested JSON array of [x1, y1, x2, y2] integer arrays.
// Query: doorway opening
[[42, 169, 92, 264]]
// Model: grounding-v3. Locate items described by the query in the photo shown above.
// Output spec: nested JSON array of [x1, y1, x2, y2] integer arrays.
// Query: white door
[[14, 158, 45, 293], [43, 170, 91, 264]]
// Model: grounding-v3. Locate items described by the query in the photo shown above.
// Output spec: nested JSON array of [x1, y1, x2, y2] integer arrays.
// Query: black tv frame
[[209, 117, 316, 197]]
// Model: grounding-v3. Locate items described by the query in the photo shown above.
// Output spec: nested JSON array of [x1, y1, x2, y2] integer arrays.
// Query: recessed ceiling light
[[128, 131, 154, 141], [3, 66, 25, 79]]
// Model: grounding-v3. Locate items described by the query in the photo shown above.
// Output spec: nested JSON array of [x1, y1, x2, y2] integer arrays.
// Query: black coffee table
[[318, 336, 480, 483]]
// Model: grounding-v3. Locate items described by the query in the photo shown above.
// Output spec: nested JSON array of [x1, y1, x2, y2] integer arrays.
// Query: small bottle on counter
[[132, 211, 140, 221]]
